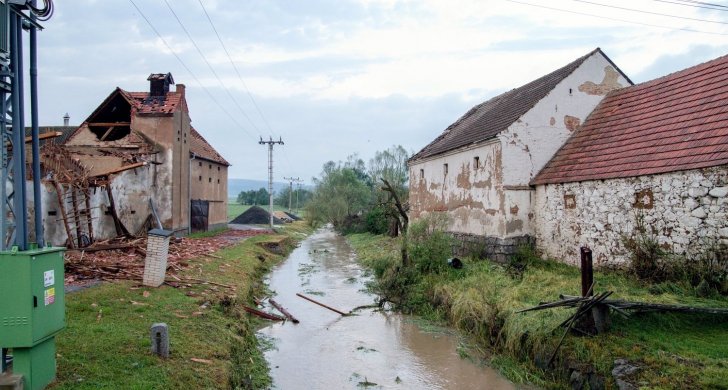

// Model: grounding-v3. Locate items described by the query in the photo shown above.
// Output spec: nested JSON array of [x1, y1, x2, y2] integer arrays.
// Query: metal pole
[[30, 4, 43, 247], [287, 180, 292, 212], [268, 142, 273, 228], [259, 137, 283, 229], [10, 13, 27, 250]]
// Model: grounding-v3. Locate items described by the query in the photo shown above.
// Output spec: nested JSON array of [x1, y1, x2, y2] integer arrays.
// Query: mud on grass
[[347, 232, 728, 389], [52, 222, 311, 389]]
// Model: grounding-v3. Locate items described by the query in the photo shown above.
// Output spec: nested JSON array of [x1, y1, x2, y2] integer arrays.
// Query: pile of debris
[[64, 229, 270, 285], [230, 206, 284, 225]]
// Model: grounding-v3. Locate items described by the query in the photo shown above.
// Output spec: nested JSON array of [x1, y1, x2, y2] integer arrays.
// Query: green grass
[[347, 232, 728, 389], [51, 222, 312, 389]]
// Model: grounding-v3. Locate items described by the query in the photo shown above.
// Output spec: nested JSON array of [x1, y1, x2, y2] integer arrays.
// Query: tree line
[[305, 145, 409, 236], [237, 186, 312, 209]]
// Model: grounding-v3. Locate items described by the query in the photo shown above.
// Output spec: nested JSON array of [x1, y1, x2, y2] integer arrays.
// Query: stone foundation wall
[[451, 232, 535, 264], [533, 166, 728, 266]]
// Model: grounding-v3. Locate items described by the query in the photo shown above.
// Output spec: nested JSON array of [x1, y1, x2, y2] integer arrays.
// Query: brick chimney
[[176, 83, 185, 97], [147, 73, 175, 97]]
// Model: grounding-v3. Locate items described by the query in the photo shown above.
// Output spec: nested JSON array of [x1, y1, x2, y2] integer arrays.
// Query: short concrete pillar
[[150, 323, 170, 358], [143, 229, 173, 287], [0, 373, 23, 390]]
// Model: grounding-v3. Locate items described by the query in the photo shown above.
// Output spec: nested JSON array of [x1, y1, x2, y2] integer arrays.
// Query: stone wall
[[533, 166, 728, 266], [451, 232, 535, 264]]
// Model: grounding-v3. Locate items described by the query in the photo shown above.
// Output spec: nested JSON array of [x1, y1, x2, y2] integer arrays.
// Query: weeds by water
[[348, 232, 728, 389]]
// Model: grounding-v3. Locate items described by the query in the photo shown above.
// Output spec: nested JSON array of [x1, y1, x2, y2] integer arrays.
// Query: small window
[[208, 177, 212, 183], [198, 175, 202, 181], [443, 163, 448, 175], [217, 179, 220, 183], [47, 210, 57, 216], [419, 169, 424, 179], [209, 164, 212, 169], [474, 156, 480, 169], [198, 162, 202, 167], [217, 166, 220, 171]]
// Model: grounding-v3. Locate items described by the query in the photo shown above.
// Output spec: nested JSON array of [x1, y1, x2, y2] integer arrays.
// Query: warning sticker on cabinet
[[44, 288, 55, 306], [44, 270, 55, 287]]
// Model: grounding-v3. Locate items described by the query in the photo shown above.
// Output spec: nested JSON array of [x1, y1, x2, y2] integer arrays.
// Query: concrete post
[[150, 323, 170, 358]]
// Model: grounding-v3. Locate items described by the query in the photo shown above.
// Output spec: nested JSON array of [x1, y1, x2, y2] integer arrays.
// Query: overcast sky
[[34, 0, 728, 183]]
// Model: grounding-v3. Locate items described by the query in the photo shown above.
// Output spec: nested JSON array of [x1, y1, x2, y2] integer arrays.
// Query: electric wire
[[652, 0, 728, 11], [196, 0, 278, 138], [572, 0, 728, 25], [504, 0, 728, 36], [162, 0, 262, 135], [127, 0, 256, 140]]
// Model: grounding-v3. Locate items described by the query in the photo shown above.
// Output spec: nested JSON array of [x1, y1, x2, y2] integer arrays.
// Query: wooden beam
[[93, 162, 147, 178], [24, 131, 63, 143], [88, 122, 131, 127], [99, 126, 115, 141]]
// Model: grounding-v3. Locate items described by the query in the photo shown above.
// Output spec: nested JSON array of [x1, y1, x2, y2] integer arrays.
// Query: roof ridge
[[410, 48, 607, 161]]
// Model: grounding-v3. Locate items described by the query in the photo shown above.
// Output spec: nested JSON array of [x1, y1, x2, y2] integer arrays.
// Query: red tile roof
[[190, 127, 230, 166], [410, 48, 622, 161], [123, 90, 182, 115], [532, 53, 728, 185]]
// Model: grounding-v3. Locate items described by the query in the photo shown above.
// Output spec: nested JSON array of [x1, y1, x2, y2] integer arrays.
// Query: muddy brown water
[[257, 227, 516, 389]]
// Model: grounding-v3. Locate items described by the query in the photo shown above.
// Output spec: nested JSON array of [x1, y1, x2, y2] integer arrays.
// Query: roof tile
[[532, 53, 728, 185]]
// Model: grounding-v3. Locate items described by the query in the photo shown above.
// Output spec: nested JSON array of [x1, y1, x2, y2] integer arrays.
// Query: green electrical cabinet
[[0, 247, 65, 390]]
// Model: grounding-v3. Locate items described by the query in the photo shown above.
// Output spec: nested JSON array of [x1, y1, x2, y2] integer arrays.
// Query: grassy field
[[51, 223, 311, 389], [348, 232, 728, 389]]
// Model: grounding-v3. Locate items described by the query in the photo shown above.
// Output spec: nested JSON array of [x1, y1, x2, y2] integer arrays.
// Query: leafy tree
[[306, 158, 372, 228], [237, 188, 270, 205], [368, 145, 410, 236]]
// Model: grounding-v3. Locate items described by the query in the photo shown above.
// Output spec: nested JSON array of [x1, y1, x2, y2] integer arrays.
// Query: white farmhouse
[[408, 48, 631, 261], [531, 54, 728, 266]]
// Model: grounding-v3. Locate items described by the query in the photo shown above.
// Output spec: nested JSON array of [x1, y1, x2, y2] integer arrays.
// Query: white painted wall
[[533, 166, 728, 266]]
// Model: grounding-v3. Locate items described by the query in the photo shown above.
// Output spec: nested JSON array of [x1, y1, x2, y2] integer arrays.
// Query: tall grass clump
[[408, 213, 453, 274]]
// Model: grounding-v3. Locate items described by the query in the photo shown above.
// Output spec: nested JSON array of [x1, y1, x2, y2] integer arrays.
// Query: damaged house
[[37, 73, 229, 247], [531, 54, 728, 266], [408, 48, 631, 261]]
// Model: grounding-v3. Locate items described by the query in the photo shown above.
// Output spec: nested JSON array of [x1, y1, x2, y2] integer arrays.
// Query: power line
[[652, 0, 728, 12], [196, 0, 278, 138], [504, 0, 728, 36], [162, 0, 262, 134], [572, 0, 728, 25], [127, 0, 256, 140]]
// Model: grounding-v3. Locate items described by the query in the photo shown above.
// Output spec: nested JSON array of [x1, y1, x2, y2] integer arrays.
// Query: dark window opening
[[199, 175, 202, 181], [474, 156, 480, 169], [217, 166, 220, 171], [419, 169, 424, 179], [47, 210, 57, 216], [198, 162, 202, 166], [209, 164, 212, 169], [217, 179, 220, 183], [208, 177, 212, 183], [443, 163, 448, 175], [130, 210, 136, 214]]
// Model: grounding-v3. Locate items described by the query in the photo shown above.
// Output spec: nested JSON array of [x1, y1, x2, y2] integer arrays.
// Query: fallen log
[[243, 306, 285, 321], [296, 293, 348, 316], [269, 299, 300, 323], [558, 295, 728, 315]]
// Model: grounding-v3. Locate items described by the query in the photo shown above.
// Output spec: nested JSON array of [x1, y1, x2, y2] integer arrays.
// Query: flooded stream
[[258, 227, 516, 389]]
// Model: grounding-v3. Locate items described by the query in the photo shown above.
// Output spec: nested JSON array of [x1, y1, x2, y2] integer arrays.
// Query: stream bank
[[347, 232, 728, 389], [258, 227, 516, 389]]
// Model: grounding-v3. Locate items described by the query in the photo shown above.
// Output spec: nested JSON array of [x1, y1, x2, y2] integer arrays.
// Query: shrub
[[408, 213, 453, 274], [364, 205, 390, 235]]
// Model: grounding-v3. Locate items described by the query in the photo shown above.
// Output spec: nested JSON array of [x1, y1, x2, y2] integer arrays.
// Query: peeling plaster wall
[[409, 141, 505, 236], [190, 159, 229, 229], [498, 54, 629, 237], [533, 166, 728, 267]]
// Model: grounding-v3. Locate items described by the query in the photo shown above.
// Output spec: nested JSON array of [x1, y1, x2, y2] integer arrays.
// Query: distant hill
[[228, 178, 290, 199]]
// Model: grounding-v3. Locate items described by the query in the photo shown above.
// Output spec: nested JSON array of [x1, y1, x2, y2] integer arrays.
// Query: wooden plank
[[52, 181, 75, 249], [269, 299, 300, 323], [93, 162, 147, 177], [88, 122, 131, 127], [24, 131, 63, 143], [99, 126, 115, 141]]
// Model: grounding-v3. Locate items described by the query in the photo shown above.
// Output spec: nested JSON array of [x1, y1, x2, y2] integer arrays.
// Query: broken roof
[[124, 90, 182, 115], [410, 48, 623, 162], [190, 127, 230, 166], [532, 53, 728, 185]]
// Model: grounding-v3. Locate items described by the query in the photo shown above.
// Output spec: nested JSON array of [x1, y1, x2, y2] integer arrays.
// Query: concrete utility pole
[[283, 176, 302, 212], [259, 136, 284, 228]]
